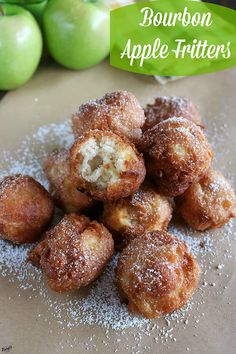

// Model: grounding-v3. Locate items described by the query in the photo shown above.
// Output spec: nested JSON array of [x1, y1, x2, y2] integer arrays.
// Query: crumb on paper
[[1, 346, 12, 353]]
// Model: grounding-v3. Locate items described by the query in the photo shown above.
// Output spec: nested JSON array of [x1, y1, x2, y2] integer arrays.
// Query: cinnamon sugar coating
[[28, 214, 114, 293], [0, 175, 54, 244], [70, 130, 146, 201], [117, 231, 201, 318], [142, 117, 213, 197], [176, 169, 236, 231], [143, 96, 203, 131], [43, 149, 94, 213], [102, 182, 172, 249], [72, 91, 145, 144]]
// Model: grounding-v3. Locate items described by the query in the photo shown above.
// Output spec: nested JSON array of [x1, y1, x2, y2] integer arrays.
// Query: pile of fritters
[[0, 91, 235, 319]]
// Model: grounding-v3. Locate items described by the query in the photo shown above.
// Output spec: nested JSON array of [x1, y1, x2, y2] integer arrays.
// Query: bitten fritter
[[0, 175, 54, 244], [70, 130, 146, 201], [143, 96, 203, 131], [142, 117, 213, 197], [117, 231, 201, 318], [72, 91, 145, 144], [28, 214, 114, 293], [43, 149, 94, 213], [176, 169, 236, 231], [102, 182, 172, 249]]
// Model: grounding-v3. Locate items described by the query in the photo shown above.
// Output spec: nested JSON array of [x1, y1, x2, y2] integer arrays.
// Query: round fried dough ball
[[143, 96, 203, 131], [142, 117, 213, 197], [72, 91, 145, 144], [70, 130, 146, 201], [0, 175, 54, 244], [176, 169, 236, 231], [28, 214, 114, 292], [117, 231, 201, 318], [102, 182, 172, 249], [43, 149, 94, 213]]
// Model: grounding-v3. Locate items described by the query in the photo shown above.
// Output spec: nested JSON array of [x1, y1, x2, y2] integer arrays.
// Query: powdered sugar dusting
[[73, 91, 145, 144], [0, 120, 73, 188], [143, 96, 202, 131], [0, 118, 235, 352]]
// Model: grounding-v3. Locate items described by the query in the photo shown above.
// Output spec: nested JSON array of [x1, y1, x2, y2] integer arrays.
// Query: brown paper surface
[[0, 61, 235, 354]]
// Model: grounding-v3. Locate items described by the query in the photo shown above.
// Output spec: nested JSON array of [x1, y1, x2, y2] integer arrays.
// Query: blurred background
[[0, 0, 235, 98], [203, 0, 235, 8]]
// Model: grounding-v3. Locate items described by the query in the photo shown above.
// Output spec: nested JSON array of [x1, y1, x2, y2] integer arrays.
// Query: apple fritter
[[72, 91, 145, 145], [28, 214, 114, 292], [117, 231, 201, 318], [102, 182, 172, 249], [70, 130, 146, 201], [0, 175, 54, 244], [143, 96, 203, 131], [43, 149, 94, 213], [142, 117, 213, 197], [176, 169, 236, 230]]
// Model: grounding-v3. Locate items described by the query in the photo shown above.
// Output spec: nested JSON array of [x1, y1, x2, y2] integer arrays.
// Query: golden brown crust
[[141, 117, 213, 197], [176, 169, 236, 231], [72, 91, 145, 145], [43, 149, 94, 213], [28, 214, 114, 293], [116, 231, 201, 318], [70, 130, 146, 201], [143, 96, 203, 131], [0, 175, 54, 244], [102, 182, 172, 249]]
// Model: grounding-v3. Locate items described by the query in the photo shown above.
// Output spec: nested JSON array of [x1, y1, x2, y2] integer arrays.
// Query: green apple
[[22, 0, 48, 26], [43, 0, 110, 70], [0, 4, 43, 90]]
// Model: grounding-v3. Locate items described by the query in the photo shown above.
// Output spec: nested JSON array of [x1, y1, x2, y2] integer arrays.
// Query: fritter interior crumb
[[70, 130, 146, 201]]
